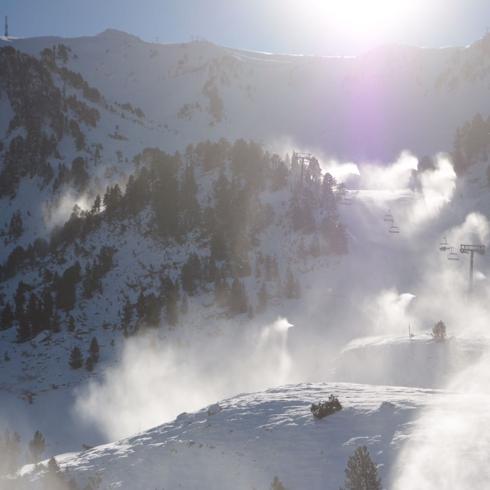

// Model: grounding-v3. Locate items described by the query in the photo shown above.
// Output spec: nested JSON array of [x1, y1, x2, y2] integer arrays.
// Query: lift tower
[[4, 16, 8, 39], [460, 244, 485, 293]]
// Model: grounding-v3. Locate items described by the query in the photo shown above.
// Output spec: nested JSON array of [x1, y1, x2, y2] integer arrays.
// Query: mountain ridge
[[3, 29, 490, 161]]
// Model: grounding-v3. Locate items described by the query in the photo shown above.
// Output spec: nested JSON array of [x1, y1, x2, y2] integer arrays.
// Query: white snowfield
[[3, 29, 490, 160], [21, 381, 476, 490], [335, 334, 490, 388]]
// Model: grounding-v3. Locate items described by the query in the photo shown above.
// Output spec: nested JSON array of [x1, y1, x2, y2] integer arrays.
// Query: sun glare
[[302, 0, 421, 46]]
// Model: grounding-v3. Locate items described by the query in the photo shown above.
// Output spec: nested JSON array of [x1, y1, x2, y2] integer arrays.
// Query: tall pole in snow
[[4, 16, 8, 39], [460, 244, 485, 294]]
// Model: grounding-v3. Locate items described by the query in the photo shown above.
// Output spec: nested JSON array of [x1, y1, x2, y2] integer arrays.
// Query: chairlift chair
[[439, 236, 449, 252], [383, 210, 394, 223], [389, 225, 400, 234], [448, 247, 459, 261]]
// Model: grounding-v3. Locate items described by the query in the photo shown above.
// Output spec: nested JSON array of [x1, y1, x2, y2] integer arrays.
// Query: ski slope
[[15, 382, 445, 489], [15, 381, 490, 490]]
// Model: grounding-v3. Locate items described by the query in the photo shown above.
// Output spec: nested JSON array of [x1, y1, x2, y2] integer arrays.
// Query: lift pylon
[[460, 244, 485, 293]]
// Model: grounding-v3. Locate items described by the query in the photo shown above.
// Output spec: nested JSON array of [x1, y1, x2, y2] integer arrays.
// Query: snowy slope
[[14, 380, 490, 490], [3, 31, 490, 160], [334, 335, 490, 388], [16, 382, 445, 490]]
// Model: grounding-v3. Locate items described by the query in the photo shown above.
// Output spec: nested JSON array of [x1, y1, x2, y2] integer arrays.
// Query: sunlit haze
[[2, 1, 490, 489]]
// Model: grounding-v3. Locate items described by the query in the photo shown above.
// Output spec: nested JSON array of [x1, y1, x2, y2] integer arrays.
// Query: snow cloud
[[42, 192, 92, 231], [74, 318, 295, 440]]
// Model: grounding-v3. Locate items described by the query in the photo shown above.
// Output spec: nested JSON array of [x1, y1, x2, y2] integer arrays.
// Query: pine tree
[[284, 268, 300, 299], [121, 297, 133, 330], [85, 356, 94, 372], [1, 302, 14, 330], [89, 337, 100, 363], [214, 276, 229, 307], [27, 293, 42, 337], [432, 320, 447, 341], [50, 312, 60, 333], [166, 285, 179, 326], [67, 315, 76, 332], [136, 291, 146, 320], [14, 281, 27, 319], [29, 430, 46, 463], [43, 456, 68, 490], [181, 254, 201, 295], [270, 476, 286, 490], [16, 316, 31, 343], [257, 283, 269, 313], [41, 290, 54, 331], [91, 194, 101, 214], [229, 278, 248, 314], [341, 446, 382, 490], [55, 263, 81, 311], [180, 294, 189, 315], [180, 164, 200, 229], [8, 210, 23, 239], [47, 456, 60, 474], [0, 430, 21, 475], [69, 347, 83, 369]]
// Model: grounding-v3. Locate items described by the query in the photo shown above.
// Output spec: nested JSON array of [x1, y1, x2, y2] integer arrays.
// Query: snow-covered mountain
[[3, 29, 490, 490], [3, 30, 490, 161]]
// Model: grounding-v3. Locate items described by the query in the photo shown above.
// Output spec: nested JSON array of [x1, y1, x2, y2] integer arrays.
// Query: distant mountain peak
[[96, 28, 141, 42]]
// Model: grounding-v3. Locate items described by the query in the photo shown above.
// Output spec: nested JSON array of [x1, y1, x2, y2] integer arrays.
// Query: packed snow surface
[[21, 381, 487, 490]]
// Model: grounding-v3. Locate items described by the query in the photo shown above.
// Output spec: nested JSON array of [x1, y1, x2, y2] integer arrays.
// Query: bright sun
[[298, 0, 422, 47]]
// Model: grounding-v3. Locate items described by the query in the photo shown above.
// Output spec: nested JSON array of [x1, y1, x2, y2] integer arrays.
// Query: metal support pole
[[460, 244, 485, 295], [469, 250, 474, 294]]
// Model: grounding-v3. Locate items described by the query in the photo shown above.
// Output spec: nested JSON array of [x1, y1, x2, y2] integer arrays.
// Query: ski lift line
[[448, 247, 459, 261], [439, 236, 450, 252], [383, 210, 394, 222]]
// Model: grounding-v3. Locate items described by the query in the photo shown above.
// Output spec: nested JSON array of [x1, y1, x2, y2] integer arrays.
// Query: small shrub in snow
[[432, 320, 446, 341], [207, 403, 222, 416], [378, 401, 395, 412], [310, 395, 342, 419], [270, 476, 286, 490]]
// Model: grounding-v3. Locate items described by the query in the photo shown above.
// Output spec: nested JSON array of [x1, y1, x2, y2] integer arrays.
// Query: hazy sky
[[2, 0, 489, 55]]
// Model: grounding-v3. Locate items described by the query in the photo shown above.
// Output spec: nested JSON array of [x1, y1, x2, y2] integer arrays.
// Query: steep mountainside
[[0, 44, 162, 260], [4, 30, 490, 161]]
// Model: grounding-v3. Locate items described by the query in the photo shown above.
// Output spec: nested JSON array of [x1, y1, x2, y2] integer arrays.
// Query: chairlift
[[448, 247, 459, 261], [383, 210, 394, 223], [389, 225, 400, 234], [439, 236, 449, 252]]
